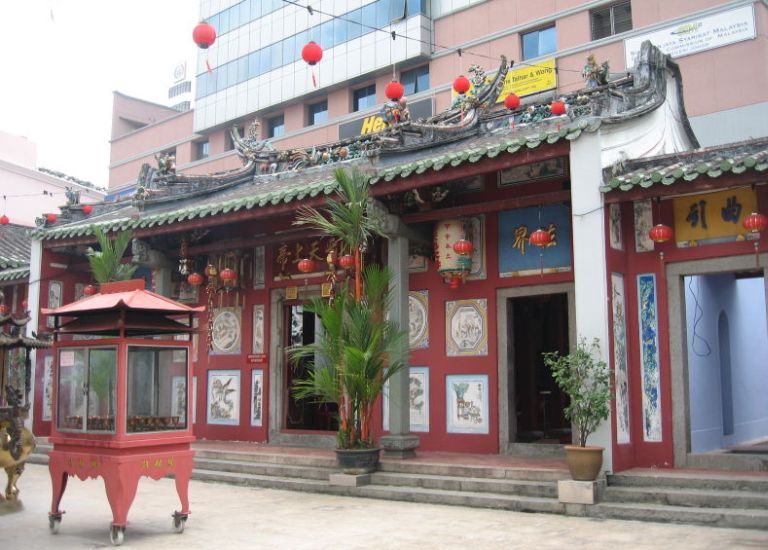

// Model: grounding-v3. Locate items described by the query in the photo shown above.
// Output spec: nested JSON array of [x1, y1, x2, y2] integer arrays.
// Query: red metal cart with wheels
[[43, 280, 203, 546]]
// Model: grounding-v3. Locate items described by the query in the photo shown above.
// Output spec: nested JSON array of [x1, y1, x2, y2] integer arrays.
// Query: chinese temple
[[28, 42, 767, 473]]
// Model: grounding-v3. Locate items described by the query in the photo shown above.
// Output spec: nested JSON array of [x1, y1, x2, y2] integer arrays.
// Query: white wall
[[686, 274, 768, 453]]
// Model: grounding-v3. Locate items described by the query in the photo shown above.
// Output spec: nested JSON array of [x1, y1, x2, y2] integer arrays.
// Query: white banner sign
[[624, 4, 756, 67]]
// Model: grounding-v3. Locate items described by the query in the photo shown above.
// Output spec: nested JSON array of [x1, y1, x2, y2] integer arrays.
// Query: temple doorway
[[496, 283, 575, 454], [282, 304, 338, 432], [510, 293, 571, 444]]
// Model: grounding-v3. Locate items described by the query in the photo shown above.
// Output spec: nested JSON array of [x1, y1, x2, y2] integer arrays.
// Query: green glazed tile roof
[[0, 266, 30, 282], [601, 138, 768, 193], [36, 117, 593, 242]]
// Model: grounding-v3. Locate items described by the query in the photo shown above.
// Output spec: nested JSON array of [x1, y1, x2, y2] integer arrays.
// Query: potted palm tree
[[289, 168, 408, 473], [541, 337, 612, 481]]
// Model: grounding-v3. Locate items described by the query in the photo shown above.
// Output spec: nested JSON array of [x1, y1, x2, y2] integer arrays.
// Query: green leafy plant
[[289, 167, 407, 450], [86, 226, 137, 283], [290, 265, 407, 449], [541, 338, 612, 447]]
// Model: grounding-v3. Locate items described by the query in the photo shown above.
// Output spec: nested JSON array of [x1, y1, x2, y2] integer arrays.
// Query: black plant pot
[[335, 448, 381, 474]]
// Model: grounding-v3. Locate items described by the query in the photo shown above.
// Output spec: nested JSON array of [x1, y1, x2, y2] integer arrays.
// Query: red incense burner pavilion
[[42, 279, 204, 546]]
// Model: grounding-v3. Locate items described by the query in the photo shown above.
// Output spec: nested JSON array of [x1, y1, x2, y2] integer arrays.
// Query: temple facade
[[28, 42, 767, 473]]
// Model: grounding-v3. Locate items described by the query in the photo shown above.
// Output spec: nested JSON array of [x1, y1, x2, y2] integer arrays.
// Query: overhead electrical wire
[[279, 0, 585, 75]]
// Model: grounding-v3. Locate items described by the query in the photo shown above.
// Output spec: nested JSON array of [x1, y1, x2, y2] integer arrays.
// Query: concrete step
[[194, 448, 337, 469], [356, 484, 564, 514], [591, 501, 768, 530], [370, 471, 557, 498], [193, 457, 333, 481], [608, 471, 768, 492], [378, 461, 568, 482], [604, 485, 768, 510]]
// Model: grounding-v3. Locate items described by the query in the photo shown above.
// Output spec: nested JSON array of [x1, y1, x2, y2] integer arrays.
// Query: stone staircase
[[593, 470, 768, 530], [28, 441, 768, 530]]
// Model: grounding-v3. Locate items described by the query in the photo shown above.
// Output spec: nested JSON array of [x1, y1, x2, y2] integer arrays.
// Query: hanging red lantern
[[82, 204, 93, 215], [193, 21, 217, 49], [0, 304, 9, 315], [338, 254, 355, 270], [297, 258, 316, 274], [550, 100, 566, 116], [219, 267, 237, 281], [453, 75, 471, 95], [301, 41, 323, 65], [385, 80, 404, 101], [743, 212, 768, 233], [21, 299, 28, 310], [529, 228, 552, 247], [187, 272, 204, 286], [449, 276, 463, 290], [0, 214, 8, 225], [83, 284, 98, 297], [46, 213, 58, 224], [504, 93, 520, 110], [453, 239, 474, 256], [649, 224, 673, 243]]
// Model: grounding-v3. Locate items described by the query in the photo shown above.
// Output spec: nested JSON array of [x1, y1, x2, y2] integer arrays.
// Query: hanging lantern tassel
[[302, 41, 323, 88], [743, 212, 768, 267]]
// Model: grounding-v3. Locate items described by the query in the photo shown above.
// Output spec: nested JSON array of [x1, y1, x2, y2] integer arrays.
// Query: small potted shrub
[[542, 337, 612, 481]]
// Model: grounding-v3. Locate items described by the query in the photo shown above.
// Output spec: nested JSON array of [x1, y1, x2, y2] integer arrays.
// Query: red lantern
[[649, 224, 673, 243], [187, 272, 204, 286], [0, 214, 8, 225], [453, 239, 474, 256], [82, 204, 93, 215], [21, 300, 28, 310], [193, 21, 217, 49], [219, 267, 237, 281], [504, 93, 520, 110], [338, 254, 355, 270], [0, 304, 9, 315], [743, 212, 768, 233], [529, 229, 552, 247], [550, 100, 566, 116], [46, 213, 58, 224], [449, 276, 462, 290], [301, 41, 323, 65], [453, 75, 471, 95], [385, 80, 404, 101], [297, 258, 316, 274], [83, 284, 98, 297]]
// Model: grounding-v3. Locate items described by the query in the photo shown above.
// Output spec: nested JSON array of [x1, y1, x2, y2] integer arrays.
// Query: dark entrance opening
[[283, 304, 338, 431], [511, 293, 570, 444]]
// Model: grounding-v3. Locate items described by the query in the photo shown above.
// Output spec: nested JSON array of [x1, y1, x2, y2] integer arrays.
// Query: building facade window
[[195, 140, 209, 160], [267, 115, 285, 138], [591, 2, 632, 40], [401, 65, 429, 95], [353, 85, 377, 112], [168, 81, 192, 99], [197, 0, 430, 101], [521, 26, 556, 60], [307, 100, 328, 126]]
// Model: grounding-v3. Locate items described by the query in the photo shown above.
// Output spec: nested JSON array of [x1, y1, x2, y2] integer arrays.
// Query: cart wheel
[[109, 525, 125, 546], [49, 517, 61, 534], [173, 515, 186, 533]]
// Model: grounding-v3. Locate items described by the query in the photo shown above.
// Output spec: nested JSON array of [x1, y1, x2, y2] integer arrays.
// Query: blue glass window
[[267, 114, 285, 138], [347, 9, 362, 40], [353, 84, 377, 111], [334, 17, 348, 44], [401, 65, 429, 95], [283, 35, 295, 64], [376, 0, 390, 27], [522, 26, 556, 60], [320, 20, 334, 49], [237, 56, 249, 84], [271, 42, 282, 69], [361, 3, 376, 31], [308, 100, 328, 126], [219, 9, 231, 34]]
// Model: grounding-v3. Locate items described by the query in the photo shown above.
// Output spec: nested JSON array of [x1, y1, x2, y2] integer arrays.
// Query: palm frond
[[86, 226, 136, 283]]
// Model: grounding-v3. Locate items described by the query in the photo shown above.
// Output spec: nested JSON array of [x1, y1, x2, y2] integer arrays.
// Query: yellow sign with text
[[673, 188, 757, 246], [496, 59, 557, 102], [450, 59, 558, 103]]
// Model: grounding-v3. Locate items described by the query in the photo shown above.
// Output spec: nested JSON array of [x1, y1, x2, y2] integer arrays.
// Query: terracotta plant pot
[[335, 448, 381, 474], [564, 445, 604, 481]]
